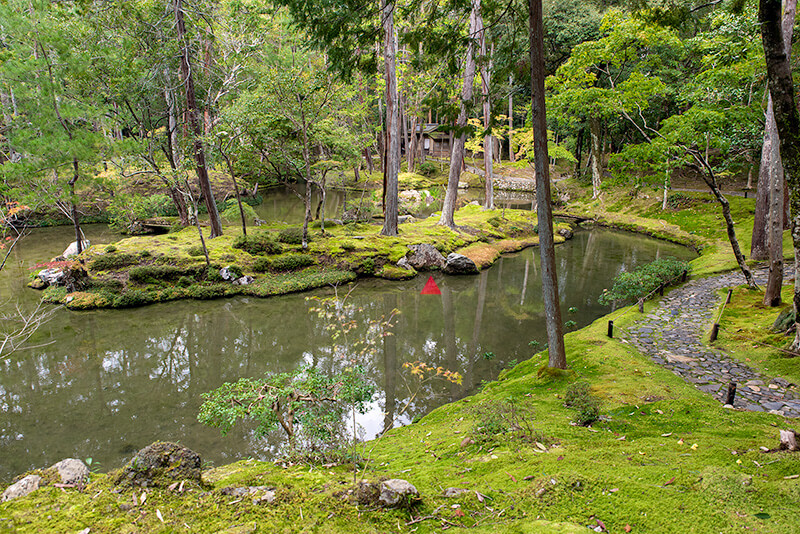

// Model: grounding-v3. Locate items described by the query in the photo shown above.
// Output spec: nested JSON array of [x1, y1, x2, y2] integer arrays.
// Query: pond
[[0, 218, 695, 481]]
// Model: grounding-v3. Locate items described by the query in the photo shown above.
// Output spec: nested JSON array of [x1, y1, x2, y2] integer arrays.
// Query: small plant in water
[[483, 351, 496, 360]]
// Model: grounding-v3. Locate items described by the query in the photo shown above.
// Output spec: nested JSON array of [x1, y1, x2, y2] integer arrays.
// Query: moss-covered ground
[[5, 179, 800, 532]]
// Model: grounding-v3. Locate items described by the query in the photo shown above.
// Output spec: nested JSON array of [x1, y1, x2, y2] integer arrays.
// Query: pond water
[[0, 216, 695, 481]]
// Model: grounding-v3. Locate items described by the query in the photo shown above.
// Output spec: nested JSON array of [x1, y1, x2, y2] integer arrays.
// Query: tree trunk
[[530, 0, 567, 369], [299, 107, 313, 249], [69, 158, 83, 254], [479, 14, 494, 210], [221, 151, 247, 236], [764, 0, 795, 305], [440, 0, 479, 228], [508, 77, 515, 163], [174, 0, 222, 238], [574, 126, 584, 178], [589, 116, 602, 198], [408, 117, 418, 172], [761, 0, 800, 350], [381, 0, 400, 236], [164, 70, 181, 168]]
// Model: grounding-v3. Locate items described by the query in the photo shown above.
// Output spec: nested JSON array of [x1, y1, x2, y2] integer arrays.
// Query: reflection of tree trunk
[[520, 257, 530, 306], [382, 293, 398, 435], [466, 270, 488, 390], [441, 285, 459, 398]]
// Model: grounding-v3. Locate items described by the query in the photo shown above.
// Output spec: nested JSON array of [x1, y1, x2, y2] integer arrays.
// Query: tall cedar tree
[[760, 0, 800, 350], [529, 0, 566, 368]]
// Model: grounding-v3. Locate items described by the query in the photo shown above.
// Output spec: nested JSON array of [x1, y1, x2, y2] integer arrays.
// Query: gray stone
[[219, 266, 238, 281], [252, 489, 276, 505], [762, 401, 786, 411], [444, 253, 478, 275], [405, 244, 446, 271], [396, 257, 413, 271], [62, 240, 91, 258], [49, 458, 89, 485], [379, 479, 420, 508], [232, 276, 254, 286], [38, 268, 65, 286], [558, 227, 573, 239], [114, 442, 202, 488], [398, 215, 415, 224], [1, 475, 41, 502]]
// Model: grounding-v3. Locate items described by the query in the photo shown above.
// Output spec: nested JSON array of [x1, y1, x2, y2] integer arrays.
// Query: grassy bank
[[4, 182, 800, 532]]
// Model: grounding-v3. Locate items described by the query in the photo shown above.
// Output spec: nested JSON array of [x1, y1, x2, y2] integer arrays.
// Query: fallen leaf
[[609, 488, 619, 493], [783, 474, 799, 479], [663, 477, 675, 486], [617, 436, 626, 441], [524, 475, 535, 481], [168, 482, 179, 491], [690, 443, 698, 450], [624, 524, 632, 532], [454, 509, 465, 517], [661, 433, 672, 437], [156, 509, 164, 523], [596, 518, 607, 531], [140, 492, 147, 505], [557, 455, 564, 461], [476, 491, 485, 503], [506, 472, 517, 482]]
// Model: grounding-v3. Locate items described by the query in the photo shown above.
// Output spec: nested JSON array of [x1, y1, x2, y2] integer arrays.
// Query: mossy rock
[[377, 264, 416, 280], [772, 306, 795, 333], [113, 441, 202, 488]]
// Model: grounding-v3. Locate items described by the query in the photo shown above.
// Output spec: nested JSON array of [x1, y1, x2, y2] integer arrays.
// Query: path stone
[[620, 267, 799, 417]]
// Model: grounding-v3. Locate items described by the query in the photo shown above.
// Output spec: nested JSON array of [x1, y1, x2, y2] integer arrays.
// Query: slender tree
[[529, 0, 566, 368], [440, 0, 480, 228], [381, 0, 400, 236], [174, 0, 223, 238]]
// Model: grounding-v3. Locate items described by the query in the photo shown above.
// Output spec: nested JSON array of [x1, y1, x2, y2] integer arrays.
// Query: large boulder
[[114, 442, 202, 488], [444, 253, 478, 275], [379, 479, 420, 508], [38, 268, 65, 286], [1, 475, 41, 502], [62, 240, 91, 258], [405, 244, 446, 271]]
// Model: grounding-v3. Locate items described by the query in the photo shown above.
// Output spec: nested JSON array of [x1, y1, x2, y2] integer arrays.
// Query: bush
[[90, 253, 140, 271], [277, 227, 305, 244], [187, 283, 230, 300], [232, 233, 282, 255], [417, 161, 437, 177], [177, 276, 194, 288], [598, 257, 689, 307], [254, 254, 315, 272], [187, 245, 206, 257], [129, 265, 183, 284], [113, 289, 155, 308], [564, 382, 600, 426]]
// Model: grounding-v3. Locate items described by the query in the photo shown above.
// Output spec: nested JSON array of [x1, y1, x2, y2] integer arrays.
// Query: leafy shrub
[[564, 382, 599, 426], [232, 233, 282, 255], [469, 398, 546, 445], [359, 257, 375, 275], [220, 199, 258, 224], [487, 216, 502, 228], [129, 265, 183, 284], [254, 254, 315, 272], [198, 366, 374, 453], [417, 161, 437, 177], [187, 283, 230, 300], [277, 227, 305, 244], [187, 245, 206, 257], [113, 289, 155, 308], [598, 257, 690, 307], [177, 276, 194, 288], [90, 253, 140, 271]]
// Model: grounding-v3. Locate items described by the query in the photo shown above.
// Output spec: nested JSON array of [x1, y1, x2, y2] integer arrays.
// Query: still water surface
[[0, 221, 694, 481]]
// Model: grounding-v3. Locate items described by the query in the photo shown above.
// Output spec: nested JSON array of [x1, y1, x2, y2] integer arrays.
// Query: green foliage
[[187, 245, 206, 257], [107, 194, 175, 232], [220, 199, 258, 224], [278, 227, 305, 244], [128, 265, 183, 284], [253, 253, 314, 272], [186, 283, 231, 300], [232, 233, 283, 256], [599, 257, 690, 305], [416, 161, 437, 177], [90, 253, 141, 271], [564, 382, 600, 426], [113, 289, 155, 308], [469, 397, 546, 445], [198, 366, 374, 452]]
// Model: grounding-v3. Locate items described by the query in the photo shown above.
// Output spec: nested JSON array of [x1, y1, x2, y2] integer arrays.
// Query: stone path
[[620, 268, 800, 417]]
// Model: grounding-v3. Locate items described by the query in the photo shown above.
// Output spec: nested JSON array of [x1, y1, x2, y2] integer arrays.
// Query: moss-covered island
[[29, 204, 571, 311], [4, 184, 800, 533]]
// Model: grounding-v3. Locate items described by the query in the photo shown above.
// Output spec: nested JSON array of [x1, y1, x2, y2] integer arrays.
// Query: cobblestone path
[[621, 268, 800, 417]]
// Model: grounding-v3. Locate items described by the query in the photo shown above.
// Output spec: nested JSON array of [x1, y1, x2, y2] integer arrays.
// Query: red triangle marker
[[420, 276, 441, 295]]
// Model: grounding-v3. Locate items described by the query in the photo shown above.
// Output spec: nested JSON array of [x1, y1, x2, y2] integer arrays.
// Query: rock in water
[[38, 268, 65, 286], [62, 240, 91, 258], [49, 458, 89, 484], [444, 253, 478, 275], [405, 244, 446, 271], [114, 442, 202, 488], [1, 475, 41, 502], [379, 479, 419, 508]]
